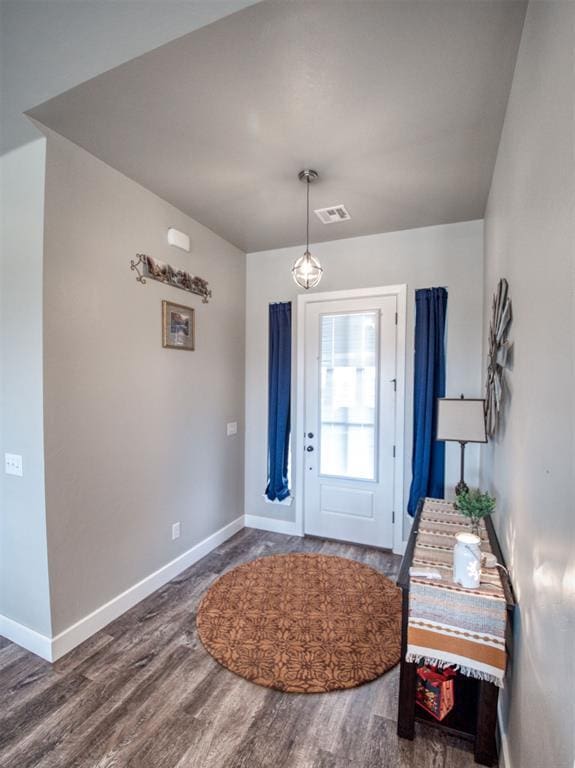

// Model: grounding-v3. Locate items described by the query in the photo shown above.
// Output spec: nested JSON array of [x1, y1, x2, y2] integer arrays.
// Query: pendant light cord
[[306, 176, 310, 254]]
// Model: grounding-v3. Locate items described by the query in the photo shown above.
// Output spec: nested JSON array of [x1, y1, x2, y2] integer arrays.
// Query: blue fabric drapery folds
[[265, 302, 292, 501], [407, 287, 448, 515]]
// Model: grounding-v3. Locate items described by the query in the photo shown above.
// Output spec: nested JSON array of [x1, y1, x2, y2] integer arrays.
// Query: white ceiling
[[29, 0, 527, 253]]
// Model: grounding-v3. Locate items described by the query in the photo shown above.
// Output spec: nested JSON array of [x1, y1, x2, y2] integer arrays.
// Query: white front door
[[303, 295, 398, 549]]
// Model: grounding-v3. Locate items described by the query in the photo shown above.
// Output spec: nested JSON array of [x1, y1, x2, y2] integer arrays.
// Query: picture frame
[[162, 300, 195, 351]]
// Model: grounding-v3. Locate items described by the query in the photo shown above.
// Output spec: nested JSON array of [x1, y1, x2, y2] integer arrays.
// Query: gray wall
[[0, 0, 255, 635], [0, 139, 52, 635], [245, 221, 484, 537], [481, 3, 575, 766], [43, 128, 246, 635]]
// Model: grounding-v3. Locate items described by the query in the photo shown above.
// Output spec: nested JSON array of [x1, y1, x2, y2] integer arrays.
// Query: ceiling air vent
[[314, 205, 351, 224]]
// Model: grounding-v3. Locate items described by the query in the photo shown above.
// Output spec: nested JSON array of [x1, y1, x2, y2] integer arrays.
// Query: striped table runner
[[406, 498, 508, 687]]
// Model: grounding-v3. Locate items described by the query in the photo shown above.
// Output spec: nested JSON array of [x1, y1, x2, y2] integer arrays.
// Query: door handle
[[306, 446, 314, 452]]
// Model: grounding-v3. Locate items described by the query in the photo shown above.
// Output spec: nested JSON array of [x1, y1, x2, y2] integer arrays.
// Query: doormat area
[[196, 553, 402, 693]]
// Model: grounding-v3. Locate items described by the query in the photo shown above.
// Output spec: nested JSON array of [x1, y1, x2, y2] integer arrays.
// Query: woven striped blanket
[[406, 498, 508, 687]]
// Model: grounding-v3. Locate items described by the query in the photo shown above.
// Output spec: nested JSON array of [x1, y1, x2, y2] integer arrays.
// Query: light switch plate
[[5, 453, 23, 476], [226, 421, 238, 436], [172, 522, 181, 540]]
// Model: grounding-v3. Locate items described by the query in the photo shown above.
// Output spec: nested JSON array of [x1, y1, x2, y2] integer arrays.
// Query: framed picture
[[162, 300, 195, 350]]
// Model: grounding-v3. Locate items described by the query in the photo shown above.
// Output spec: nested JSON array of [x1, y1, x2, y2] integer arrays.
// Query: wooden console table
[[397, 499, 515, 766]]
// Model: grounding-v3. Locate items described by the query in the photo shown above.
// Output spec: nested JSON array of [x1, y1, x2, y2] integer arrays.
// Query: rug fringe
[[405, 652, 503, 688]]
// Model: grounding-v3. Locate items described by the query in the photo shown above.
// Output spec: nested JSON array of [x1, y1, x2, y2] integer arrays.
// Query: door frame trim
[[294, 284, 407, 554]]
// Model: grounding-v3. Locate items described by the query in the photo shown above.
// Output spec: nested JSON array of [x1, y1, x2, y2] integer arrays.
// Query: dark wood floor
[[0, 528, 483, 768]]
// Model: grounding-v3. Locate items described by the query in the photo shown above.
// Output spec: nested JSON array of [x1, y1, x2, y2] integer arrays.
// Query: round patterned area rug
[[196, 553, 402, 693]]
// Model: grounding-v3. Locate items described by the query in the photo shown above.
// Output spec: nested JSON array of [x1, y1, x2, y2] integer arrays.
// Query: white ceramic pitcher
[[453, 532, 482, 588]]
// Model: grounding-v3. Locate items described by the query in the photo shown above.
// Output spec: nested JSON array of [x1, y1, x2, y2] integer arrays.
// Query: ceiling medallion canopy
[[292, 169, 323, 290]]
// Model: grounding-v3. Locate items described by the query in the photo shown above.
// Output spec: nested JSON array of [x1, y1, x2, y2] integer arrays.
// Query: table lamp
[[436, 395, 487, 495]]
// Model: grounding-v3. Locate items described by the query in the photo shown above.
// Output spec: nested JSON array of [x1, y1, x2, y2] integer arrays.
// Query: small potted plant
[[454, 488, 496, 535]]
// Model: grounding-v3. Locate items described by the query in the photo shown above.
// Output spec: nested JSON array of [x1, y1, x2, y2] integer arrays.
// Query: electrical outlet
[[172, 522, 181, 540], [226, 421, 238, 436], [5, 453, 23, 477]]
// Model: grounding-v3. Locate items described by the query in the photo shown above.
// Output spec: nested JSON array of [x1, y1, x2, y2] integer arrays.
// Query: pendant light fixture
[[292, 169, 323, 289]]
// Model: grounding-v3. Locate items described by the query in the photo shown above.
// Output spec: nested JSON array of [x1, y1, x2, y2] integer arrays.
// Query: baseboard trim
[[0, 614, 53, 661], [51, 515, 244, 661], [245, 513, 301, 536], [1, 515, 244, 663]]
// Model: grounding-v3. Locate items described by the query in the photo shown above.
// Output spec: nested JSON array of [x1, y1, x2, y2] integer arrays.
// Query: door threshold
[[303, 533, 395, 554]]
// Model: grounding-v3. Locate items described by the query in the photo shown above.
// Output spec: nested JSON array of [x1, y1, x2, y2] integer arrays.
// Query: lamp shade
[[436, 398, 487, 443]]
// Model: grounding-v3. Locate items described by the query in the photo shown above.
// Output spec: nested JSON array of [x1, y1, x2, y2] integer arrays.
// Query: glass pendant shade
[[292, 250, 323, 289]]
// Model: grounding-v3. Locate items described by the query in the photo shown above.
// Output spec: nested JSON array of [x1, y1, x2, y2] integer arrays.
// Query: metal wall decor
[[485, 278, 512, 436], [130, 253, 212, 303]]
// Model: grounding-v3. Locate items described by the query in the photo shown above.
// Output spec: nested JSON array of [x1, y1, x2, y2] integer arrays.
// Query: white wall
[[0, 0, 255, 638], [481, 3, 575, 767], [245, 220, 484, 540], [40, 128, 245, 635]]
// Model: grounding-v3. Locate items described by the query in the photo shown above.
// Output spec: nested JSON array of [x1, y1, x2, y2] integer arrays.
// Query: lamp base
[[455, 441, 469, 497], [455, 480, 469, 496]]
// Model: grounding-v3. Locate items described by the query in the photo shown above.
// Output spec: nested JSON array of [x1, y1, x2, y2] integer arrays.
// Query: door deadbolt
[[306, 446, 314, 452]]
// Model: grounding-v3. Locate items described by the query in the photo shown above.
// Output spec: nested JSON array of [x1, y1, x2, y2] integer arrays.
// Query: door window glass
[[319, 311, 378, 480]]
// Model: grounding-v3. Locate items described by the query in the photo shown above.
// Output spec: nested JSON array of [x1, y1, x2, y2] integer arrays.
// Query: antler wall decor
[[130, 253, 212, 303], [485, 278, 512, 437]]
